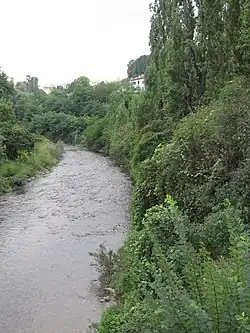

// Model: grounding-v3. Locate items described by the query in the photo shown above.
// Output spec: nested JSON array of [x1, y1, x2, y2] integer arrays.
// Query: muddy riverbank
[[0, 147, 131, 333]]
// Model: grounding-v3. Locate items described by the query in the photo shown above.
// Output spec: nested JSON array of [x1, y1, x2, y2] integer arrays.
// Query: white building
[[130, 75, 145, 91]]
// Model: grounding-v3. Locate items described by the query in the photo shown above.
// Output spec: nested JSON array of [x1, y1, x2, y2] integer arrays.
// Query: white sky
[[0, 0, 151, 87]]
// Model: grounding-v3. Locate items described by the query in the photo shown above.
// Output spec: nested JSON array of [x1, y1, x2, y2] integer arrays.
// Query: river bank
[[0, 137, 63, 195]]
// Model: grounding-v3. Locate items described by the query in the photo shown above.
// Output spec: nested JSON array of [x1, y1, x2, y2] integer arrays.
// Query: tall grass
[[0, 136, 64, 194]]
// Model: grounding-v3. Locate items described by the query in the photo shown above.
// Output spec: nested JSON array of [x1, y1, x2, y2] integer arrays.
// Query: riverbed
[[0, 147, 131, 333]]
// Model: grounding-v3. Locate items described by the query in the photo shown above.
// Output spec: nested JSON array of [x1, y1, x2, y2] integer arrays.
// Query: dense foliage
[[0, 69, 65, 193], [1, 0, 250, 330], [81, 1, 250, 332], [0, 71, 35, 163], [13, 76, 124, 143], [0, 66, 126, 193], [127, 55, 150, 79]]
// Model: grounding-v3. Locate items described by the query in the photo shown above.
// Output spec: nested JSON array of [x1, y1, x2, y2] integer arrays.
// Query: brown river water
[[0, 147, 131, 333]]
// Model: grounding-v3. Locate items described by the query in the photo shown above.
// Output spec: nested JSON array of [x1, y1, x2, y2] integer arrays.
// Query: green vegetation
[[127, 55, 149, 79], [1, 0, 250, 330], [0, 137, 63, 194], [0, 67, 126, 194], [81, 1, 250, 332], [0, 70, 64, 194]]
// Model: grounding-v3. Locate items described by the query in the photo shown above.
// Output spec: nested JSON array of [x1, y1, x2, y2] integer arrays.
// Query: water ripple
[[0, 148, 131, 333]]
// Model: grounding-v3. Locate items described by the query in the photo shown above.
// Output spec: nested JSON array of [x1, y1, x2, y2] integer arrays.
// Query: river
[[0, 147, 131, 333]]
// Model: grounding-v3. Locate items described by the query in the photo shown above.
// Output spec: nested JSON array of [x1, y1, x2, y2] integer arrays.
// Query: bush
[[130, 80, 250, 226], [0, 137, 63, 194], [0, 100, 15, 122], [132, 130, 169, 167], [189, 204, 244, 258], [108, 120, 135, 167], [29, 111, 87, 143], [98, 196, 250, 333], [82, 117, 106, 151], [1, 122, 35, 160], [92, 81, 250, 333], [89, 244, 119, 297]]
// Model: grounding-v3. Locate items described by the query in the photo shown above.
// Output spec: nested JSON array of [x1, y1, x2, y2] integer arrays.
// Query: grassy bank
[[0, 136, 63, 194]]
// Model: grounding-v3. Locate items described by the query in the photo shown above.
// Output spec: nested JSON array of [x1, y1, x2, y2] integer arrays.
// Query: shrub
[[130, 80, 250, 226], [1, 122, 35, 160], [29, 111, 87, 143], [89, 244, 119, 296], [0, 100, 16, 122], [0, 137, 63, 194], [98, 196, 250, 333], [82, 117, 106, 151]]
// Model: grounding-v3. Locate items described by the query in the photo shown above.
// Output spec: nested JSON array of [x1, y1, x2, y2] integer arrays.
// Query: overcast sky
[[0, 0, 151, 87]]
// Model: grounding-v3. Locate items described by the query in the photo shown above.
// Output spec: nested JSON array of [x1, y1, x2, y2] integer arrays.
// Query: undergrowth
[[83, 79, 250, 333], [89, 244, 119, 298], [0, 136, 63, 194]]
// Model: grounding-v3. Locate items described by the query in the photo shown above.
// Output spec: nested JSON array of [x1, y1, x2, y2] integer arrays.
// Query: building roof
[[130, 75, 145, 82]]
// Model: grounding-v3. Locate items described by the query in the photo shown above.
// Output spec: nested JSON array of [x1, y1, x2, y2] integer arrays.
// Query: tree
[[42, 86, 73, 114], [0, 69, 14, 101], [127, 55, 150, 79], [67, 76, 94, 116], [26, 75, 39, 93], [0, 100, 16, 123], [93, 81, 121, 104]]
